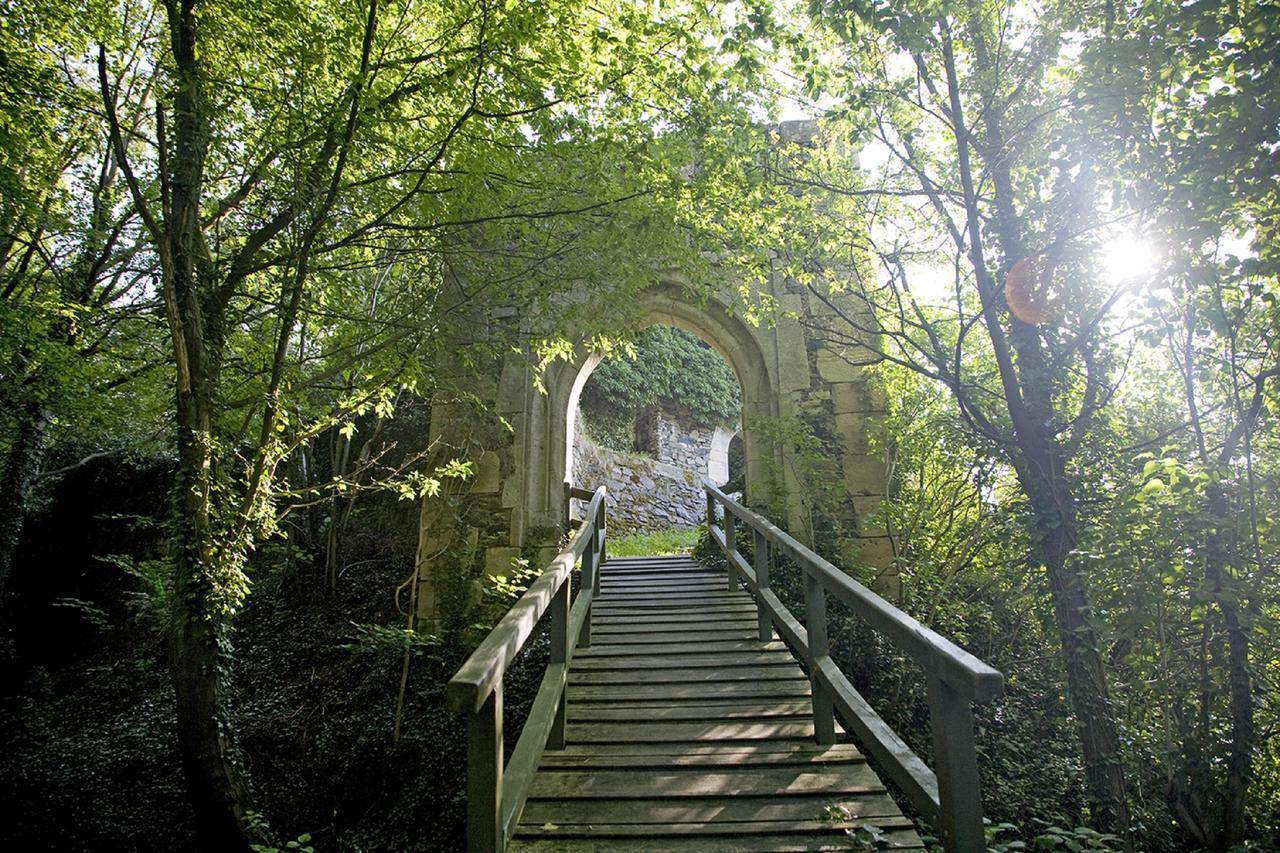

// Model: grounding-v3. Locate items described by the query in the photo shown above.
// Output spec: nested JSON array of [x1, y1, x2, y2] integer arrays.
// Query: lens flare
[[1100, 234, 1157, 287]]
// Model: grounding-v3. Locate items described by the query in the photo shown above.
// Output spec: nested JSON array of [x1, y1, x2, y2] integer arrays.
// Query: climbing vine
[[580, 326, 741, 451]]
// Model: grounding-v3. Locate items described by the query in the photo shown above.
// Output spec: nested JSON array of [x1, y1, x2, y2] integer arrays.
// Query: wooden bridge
[[447, 484, 1003, 852]]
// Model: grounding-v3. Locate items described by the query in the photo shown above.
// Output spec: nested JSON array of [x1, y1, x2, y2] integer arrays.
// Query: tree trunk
[[159, 0, 258, 846], [1203, 483, 1252, 850], [938, 17, 1131, 833], [1017, 452, 1130, 835]]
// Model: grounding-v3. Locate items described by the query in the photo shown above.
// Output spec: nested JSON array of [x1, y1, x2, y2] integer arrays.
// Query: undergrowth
[[607, 526, 701, 557]]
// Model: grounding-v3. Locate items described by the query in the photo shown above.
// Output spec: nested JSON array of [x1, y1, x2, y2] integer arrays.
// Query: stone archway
[[415, 274, 894, 626], [707, 427, 736, 486], [548, 282, 781, 527]]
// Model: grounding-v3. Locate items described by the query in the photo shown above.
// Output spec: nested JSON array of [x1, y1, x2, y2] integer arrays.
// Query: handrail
[[562, 481, 597, 530], [703, 478, 1002, 853], [447, 485, 607, 852]]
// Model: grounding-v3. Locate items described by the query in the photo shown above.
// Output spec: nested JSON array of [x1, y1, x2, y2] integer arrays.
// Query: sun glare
[[1100, 233, 1158, 288]]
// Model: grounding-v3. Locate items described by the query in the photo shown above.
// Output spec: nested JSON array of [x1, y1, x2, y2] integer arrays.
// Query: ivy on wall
[[580, 326, 741, 452]]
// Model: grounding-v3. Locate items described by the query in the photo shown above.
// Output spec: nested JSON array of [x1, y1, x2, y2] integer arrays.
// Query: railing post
[[596, 496, 607, 573], [927, 677, 986, 852], [579, 515, 598, 649], [724, 511, 739, 591], [562, 480, 572, 530], [706, 489, 716, 530], [753, 529, 772, 642], [467, 686, 503, 853], [591, 503, 603, 598], [803, 570, 836, 745], [548, 579, 570, 750]]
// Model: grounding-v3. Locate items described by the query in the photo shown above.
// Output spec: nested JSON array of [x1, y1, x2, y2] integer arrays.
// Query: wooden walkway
[[509, 554, 923, 851]]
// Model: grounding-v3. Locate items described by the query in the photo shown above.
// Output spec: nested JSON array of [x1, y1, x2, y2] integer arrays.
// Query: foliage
[[607, 527, 702, 558], [579, 405, 636, 454], [342, 623, 441, 658], [581, 325, 742, 445], [3, 0, 1278, 850], [747, 414, 850, 553]]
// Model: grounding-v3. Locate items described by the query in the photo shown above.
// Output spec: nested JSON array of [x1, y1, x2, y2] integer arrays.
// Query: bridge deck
[[510, 555, 923, 851]]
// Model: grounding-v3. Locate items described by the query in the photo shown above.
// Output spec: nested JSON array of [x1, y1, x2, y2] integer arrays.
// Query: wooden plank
[[563, 720, 825, 743], [518, 817, 915, 838], [586, 625, 757, 637], [509, 829, 924, 851], [591, 591, 757, 604], [541, 741, 857, 758], [599, 583, 727, 595], [568, 667, 809, 685], [601, 570, 724, 579], [601, 570, 723, 580], [592, 613, 756, 627], [599, 565, 711, 575], [591, 604, 757, 617], [593, 578, 727, 584], [519, 792, 896, 825], [518, 817, 914, 838], [593, 594, 755, 607], [576, 640, 787, 657], [568, 701, 813, 721], [526, 765, 883, 798], [567, 680, 811, 702], [538, 744, 862, 769], [570, 652, 798, 670], [597, 585, 746, 595]]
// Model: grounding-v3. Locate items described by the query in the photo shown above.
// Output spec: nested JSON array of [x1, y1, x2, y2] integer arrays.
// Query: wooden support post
[[548, 580, 569, 750], [725, 512, 739, 592], [591, 510, 602, 598], [927, 677, 986, 853], [562, 480, 572, 531], [597, 498, 607, 572], [467, 687, 503, 853], [577, 603, 592, 649], [753, 529, 772, 642], [804, 571, 836, 745], [580, 525, 598, 648], [706, 489, 716, 530]]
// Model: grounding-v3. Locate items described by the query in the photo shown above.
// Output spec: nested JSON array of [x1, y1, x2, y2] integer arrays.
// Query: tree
[[0, 0, 164, 603], [1079, 1, 1280, 844], [776, 0, 1136, 834], [94, 0, 775, 844]]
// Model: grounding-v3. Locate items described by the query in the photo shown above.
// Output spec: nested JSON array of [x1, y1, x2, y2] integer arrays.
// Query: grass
[[607, 526, 702, 557]]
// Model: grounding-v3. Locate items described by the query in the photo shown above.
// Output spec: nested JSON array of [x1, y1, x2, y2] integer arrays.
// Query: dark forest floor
[[0, 555, 478, 852]]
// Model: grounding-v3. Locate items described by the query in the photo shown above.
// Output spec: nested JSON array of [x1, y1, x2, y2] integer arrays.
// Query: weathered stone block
[[774, 295, 812, 393], [483, 546, 523, 578], [831, 382, 865, 414], [858, 535, 895, 565], [834, 413, 870, 454], [853, 495, 888, 536], [841, 454, 884, 495], [816, 347, 864, 383], [473, 450, 501, 493]]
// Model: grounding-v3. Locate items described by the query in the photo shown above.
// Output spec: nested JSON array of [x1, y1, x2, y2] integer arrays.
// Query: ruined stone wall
[[573, 407, 707, 532], [652, 408, 717, 473]]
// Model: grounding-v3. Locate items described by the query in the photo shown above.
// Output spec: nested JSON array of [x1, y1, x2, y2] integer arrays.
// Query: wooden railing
[[703, 479, 1003, 853], [446, 484, 606, 853]]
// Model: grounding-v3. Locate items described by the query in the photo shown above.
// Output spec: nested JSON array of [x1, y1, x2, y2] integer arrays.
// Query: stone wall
[[574, 435, 705, 532], [650, 407, 717, 472], [573, 406, 715, 532]]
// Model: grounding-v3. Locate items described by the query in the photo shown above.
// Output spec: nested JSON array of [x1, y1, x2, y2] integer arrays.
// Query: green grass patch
[[607, 526, 702, 557]]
